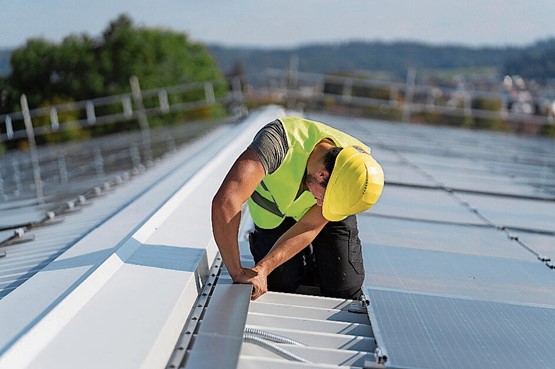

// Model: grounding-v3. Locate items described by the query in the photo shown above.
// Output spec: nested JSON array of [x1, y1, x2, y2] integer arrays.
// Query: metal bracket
[[348, 294, 370, 314], [0, 228, 35, 247]]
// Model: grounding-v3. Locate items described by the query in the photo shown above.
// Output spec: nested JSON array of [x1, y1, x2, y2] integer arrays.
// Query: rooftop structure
[[0, 105, 554, 369]]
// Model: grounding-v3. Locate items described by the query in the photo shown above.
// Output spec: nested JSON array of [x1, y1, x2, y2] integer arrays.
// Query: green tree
[[52, 34, 105, 100], [8, 38, 58, 108], [3, 14, 226, 146], [7, 14, 225, 108], [99, 14, 224, 94]]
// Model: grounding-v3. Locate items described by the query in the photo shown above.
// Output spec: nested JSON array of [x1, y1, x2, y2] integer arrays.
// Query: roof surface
[[0, 106, 554, 369]]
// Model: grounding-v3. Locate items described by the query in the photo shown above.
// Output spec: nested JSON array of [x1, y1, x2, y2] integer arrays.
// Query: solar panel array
[[308, 112, 555, 369]]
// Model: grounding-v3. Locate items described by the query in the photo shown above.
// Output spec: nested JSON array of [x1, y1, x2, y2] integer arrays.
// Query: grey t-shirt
[[248, 119, 289, 174]]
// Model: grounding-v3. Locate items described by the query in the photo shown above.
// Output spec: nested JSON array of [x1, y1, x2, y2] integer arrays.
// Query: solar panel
[[361, 242, 555, 306], [371, 186, 487, 225], [358, 216, 536, 261], [365, 288, 555, 369], [456, 193, 555, 233]]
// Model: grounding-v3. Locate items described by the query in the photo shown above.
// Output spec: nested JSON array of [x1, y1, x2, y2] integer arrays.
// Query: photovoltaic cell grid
[[366, 289, 555, 369], [306, 113, 555, 369], [361, 242, 555, 307]]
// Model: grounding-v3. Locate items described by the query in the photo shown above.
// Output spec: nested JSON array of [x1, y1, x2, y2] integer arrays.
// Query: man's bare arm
[[211, 149, 265, 280], [245, 205, 329, 300]]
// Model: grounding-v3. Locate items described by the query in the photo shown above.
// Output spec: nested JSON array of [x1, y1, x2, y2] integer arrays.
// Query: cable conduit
[[244, 327, 305, 346], [243, 333, 311, 364]]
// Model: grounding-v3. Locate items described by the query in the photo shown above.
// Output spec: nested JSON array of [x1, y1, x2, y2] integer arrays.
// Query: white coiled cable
[[243, 328, 310, 363]]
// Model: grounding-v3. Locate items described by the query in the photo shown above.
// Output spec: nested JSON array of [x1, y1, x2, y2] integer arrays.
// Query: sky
[[1, 0, 555, 49]]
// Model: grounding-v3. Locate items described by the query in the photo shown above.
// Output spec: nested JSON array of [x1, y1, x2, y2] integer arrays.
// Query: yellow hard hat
[[322, 146, 384, 222]]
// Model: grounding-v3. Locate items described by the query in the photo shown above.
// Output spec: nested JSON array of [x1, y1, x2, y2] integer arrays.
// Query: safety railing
[[2, 70, 553, 146], [254, 69, 555, 128], [2, 70, 554, 204], [0, 77, 231, 142], [0, 76, 243, 203]]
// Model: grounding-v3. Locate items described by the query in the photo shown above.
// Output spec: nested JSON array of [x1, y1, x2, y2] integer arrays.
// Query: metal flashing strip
[[0, 122, 238, 359], [166, 255, 225, 369], [184, 280, 252, 369]]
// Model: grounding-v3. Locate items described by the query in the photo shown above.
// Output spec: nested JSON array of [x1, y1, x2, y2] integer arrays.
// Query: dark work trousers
[[249, 215, 364, 299]]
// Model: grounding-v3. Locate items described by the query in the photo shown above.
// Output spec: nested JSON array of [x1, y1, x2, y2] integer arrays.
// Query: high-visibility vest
[[247, 116, 369, 229]]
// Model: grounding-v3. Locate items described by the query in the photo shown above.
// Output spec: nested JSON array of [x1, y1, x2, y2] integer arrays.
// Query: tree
[[6, 14, 225, 108], [8, 38, 58, 108], [99, 14, 224, 94], [52, 34, 105, 100], [2, 14, 226, 146]]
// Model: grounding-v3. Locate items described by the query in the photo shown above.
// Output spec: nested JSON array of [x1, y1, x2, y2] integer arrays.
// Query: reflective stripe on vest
[[250, 181, 284, 218]]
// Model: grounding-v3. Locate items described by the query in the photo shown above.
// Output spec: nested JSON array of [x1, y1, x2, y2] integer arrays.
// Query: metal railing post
[[0, 169, 5, 200], [464, 92, 472, 118], [158, 89, 170, 113], [130, 76, 152, 164], [403, 67, 416, 123], [58, 154, 68, 184], [93, 148, 105, 176], [232, 77, 243, 99], [122, 96, 133, 118], [204, 82, 215, 104], [20, 94, 44, 204], [50, 107, 60, 131], [5, 115, 14, 139], [11, 157, 22, 195], [86, 101, 96, 125]]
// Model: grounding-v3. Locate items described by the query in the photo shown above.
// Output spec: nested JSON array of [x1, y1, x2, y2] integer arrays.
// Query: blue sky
[[1, 0, 555, 49]]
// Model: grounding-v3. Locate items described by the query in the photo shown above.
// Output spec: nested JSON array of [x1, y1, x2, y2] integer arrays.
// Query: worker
[[211, 116, 384, 300]]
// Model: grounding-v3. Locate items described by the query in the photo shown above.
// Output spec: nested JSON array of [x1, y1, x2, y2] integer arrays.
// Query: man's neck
[[302, 139, 335, 191], [308, 139, 335, 167]]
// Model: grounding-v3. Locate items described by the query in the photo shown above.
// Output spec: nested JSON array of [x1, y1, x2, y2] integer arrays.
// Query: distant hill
[[208, 41, 525, 80], [3, 39, 555, 81]]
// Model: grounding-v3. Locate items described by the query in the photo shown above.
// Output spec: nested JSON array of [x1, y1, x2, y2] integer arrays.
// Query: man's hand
[[231, 266, 269, 300]]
